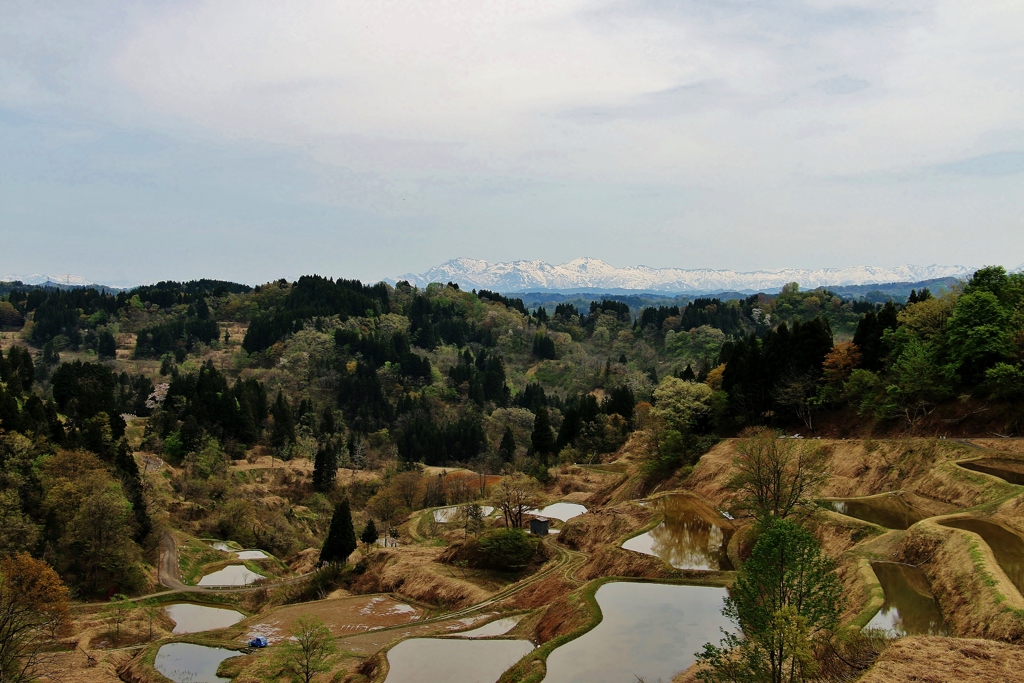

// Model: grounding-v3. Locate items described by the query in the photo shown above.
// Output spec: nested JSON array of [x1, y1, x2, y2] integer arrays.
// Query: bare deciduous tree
[[491, 474, 540, 530], [728, 428, 828, 525]]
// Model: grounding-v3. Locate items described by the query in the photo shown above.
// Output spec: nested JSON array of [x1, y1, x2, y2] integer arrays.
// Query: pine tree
[[312, 442, 338, 493], [498, 426, 516, 462], [531, 407, 555, 465], [195, 296, 210, 320], [98, 331, 117, 359], [319, 499, 357, 566], [360, 519, 379, 548], [113, 439, 152, 542], [271, 390, 296, 453]]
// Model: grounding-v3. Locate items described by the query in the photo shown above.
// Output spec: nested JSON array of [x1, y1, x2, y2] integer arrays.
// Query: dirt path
[[157, 533, 187, 591]]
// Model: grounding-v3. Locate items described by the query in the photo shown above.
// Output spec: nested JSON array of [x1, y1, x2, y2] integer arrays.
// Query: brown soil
[[242, 593, 423, 644]]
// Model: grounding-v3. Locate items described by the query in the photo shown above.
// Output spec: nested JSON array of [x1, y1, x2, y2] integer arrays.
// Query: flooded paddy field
[[384, 638, 534, 683], [958, 459, 1024, 486], [543, 582, 731, 683], [528, 502, 587, 521], [154, 642, 241, 683], [822, 493, 925, 530], [939, 517, 1024, 596], [197, 564, 265, 586], [165, 603, 245, 634], [865, 562, 948, 637], [621, 493, 733, 570], [433, 505, 495, 523]]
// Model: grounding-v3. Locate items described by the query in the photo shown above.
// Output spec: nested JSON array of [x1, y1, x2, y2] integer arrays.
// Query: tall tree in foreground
[[319, 499, 357, 566], [0, 554, 71, 683], [274, 615, 339, 683], [697, 519, 843, 683]]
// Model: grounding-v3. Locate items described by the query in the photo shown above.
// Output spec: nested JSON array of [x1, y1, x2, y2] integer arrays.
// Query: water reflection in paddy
[[165, 603, 245, 634], [454, 615, 522, 638], [940, 518, 1024, 595], [384, 637, 533, 683], [621, 494, 733, 570], [823, 493, 924, 530], [864, 562, 948, 637], [543, 582, 731, 683], [959, 459, 1024, 485], [198, 565, 264, 586], [528, 502, 587, 522], [154, 642, 240, 683], [235, 550, 268, 560]]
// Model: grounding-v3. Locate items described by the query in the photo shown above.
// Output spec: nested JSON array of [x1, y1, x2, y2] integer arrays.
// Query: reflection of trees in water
[[867, 563, 948, 637], [645, 496, 730, 571]]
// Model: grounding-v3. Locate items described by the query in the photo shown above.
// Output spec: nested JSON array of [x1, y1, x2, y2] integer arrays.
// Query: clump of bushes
[[441, 528, 543, 570]]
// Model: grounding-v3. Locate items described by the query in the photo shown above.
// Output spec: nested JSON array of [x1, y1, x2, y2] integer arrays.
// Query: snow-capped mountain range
[[1, 273, 94, 286], [392, 258, 978, 294]]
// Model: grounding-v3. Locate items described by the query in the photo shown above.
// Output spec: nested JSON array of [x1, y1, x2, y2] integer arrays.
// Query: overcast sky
[[1, 0, 1022, 285]]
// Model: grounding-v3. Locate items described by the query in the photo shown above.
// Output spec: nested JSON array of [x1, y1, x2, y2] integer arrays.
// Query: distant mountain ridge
[[391, 258, 976, 294]]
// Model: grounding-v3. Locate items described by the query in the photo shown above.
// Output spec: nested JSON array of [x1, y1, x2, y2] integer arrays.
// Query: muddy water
[[384, 638, 534, 683], [621, 494, 733, 571], [154, 643, 240, 683], [940, 518, 1024, 595], [959, 459, 1024, 485], [528, 502, 587, 521], [198, 565, 264, 586], [165, 603, 245, 634], [543, 582, 731, 683], [865, 562, 948, 637], [823, 493, 924, 530], [454, 615, 522, 638]]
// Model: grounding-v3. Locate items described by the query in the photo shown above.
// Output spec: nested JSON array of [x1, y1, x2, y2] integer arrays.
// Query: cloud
[[936, 152, 1024, 177], [1, 0, 1024, 281]]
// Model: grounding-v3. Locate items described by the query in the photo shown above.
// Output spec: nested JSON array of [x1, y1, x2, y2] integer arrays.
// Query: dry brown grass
[[897, 520, 1024, 642], [857, 635, 1024, 683], [970, 438, 1024, 455], [349, 547, 493, 609], [684, 438, 1004, 513]]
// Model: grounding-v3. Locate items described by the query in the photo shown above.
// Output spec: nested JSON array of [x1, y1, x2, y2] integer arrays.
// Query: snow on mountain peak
[[390, 259, 975, 293]]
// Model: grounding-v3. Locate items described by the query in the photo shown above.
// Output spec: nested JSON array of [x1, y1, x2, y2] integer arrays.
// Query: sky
[[1, 0, 1023, 286]]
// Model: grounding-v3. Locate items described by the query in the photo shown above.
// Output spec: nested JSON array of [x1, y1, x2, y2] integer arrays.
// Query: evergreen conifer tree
[[271, 390, 296, 452], [498, 426, 516, 462], [360, 519, 379, 548], [312, 442, 338, 493], [98, 331, 117, 359], [113, 439, 152, 541], [319, 499, 357, 566], [531, 407, 555, 465]]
